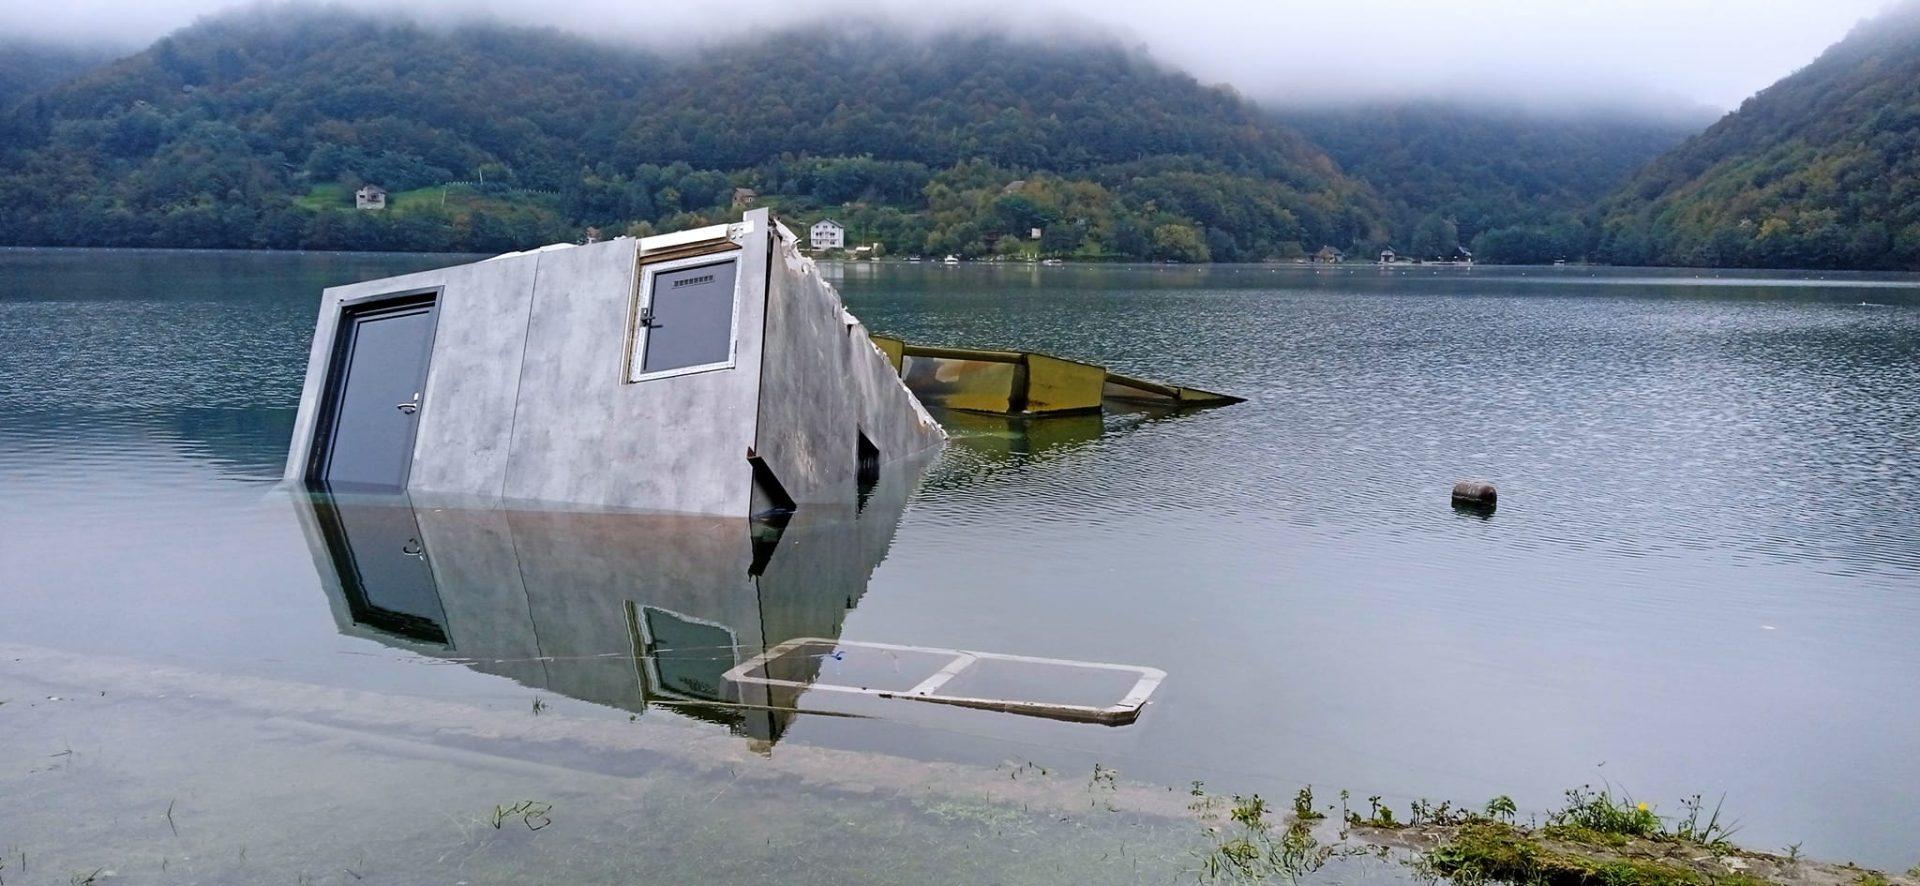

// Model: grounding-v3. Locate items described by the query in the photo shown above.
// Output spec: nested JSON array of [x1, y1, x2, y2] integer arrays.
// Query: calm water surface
[[3, 249, 1918, 881]]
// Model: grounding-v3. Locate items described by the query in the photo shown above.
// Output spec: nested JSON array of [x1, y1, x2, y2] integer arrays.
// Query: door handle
[[397, 392, 420, 415]]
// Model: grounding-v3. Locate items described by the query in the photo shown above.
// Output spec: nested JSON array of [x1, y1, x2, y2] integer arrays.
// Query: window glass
[[639, 258, 738, 376]]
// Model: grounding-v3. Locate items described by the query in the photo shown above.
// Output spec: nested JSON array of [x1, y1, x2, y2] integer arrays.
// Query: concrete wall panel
[[501, 228, 766, 512], [845, 316, 948, 464], [755, 233, 945, 505], [754, 238, 862, 504], [407, 257, 542, 496], [282, 255, 541, 495]]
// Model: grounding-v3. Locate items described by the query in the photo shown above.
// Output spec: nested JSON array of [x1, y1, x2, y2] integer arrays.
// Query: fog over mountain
[[0, 0, 1894, 112]]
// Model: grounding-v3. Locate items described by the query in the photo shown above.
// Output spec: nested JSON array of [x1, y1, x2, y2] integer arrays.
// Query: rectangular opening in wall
[[628, 252, 741, 382], [748, 453, 796, 518], [856, 428, 881, 508]]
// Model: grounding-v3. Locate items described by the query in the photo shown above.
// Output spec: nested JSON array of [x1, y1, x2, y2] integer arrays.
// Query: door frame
[[305, 287, 444, 487]]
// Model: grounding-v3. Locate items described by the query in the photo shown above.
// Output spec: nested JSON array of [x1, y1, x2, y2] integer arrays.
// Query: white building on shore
[[810, 219, 845, 251]]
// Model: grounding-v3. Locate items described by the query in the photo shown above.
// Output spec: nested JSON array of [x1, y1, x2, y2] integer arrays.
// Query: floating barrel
[[1451, 481, 1498, 510]]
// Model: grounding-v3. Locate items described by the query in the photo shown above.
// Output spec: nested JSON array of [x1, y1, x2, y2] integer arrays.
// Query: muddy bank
[[1359, 821, 1916, 886], [5, 641, 1913, 885]]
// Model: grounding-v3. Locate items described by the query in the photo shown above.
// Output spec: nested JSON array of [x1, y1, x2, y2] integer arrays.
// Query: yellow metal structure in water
[[871, 336, 1243, 416]]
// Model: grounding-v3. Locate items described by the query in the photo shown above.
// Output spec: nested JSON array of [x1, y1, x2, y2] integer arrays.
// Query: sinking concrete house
[[283, 208, 945, 514]]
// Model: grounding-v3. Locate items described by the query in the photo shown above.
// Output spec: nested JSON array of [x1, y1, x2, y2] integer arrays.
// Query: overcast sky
[[3, 0, 1897, 111]]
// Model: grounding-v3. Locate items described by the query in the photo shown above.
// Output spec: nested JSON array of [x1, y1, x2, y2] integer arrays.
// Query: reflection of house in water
[[293, 462, 926, 749]]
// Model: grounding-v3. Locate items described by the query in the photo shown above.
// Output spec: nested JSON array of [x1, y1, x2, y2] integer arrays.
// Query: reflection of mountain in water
[[171, 406, 297, 478], [293, 462, 925, 749]]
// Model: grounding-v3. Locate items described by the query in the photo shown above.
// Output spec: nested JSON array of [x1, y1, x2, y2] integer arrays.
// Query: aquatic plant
[[1291, 786, 1324, 822], [1189, 784, 1370, 883], [1417, 818, 1768, 886], [1549, 785, 1661, 838], [1230, 795, 1269, 829], [1668, 793, 1737, 849], [1344, 795, 1399, 829], [488, 800, 553, 831]]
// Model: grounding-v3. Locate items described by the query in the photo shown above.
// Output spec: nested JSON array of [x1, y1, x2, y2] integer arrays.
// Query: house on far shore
[[1313, 245, 1345, 264], [1454, 246, 1474, 265], [1378, 247, 1397, 265], [732, 188, 757, 210], [355, 185, 387, 211], [810, 219, 845, 251]]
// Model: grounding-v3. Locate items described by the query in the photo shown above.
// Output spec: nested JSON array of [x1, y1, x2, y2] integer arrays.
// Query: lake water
[[4, 249, 1918, 882]]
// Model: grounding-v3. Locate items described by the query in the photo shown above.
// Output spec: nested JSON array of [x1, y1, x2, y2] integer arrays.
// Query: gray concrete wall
[[754, 224, 946, 505], [499, 227, 766, 513], [283, 253, 543, 496], [287, 209, 938, 516]]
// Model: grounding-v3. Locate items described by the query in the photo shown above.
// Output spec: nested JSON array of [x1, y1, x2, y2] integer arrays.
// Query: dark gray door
[[313, 299, 438, 490]]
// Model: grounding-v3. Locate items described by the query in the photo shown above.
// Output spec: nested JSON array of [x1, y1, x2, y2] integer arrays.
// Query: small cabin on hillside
[[355, 185, 387, 211], [810, 219, 844, 251]]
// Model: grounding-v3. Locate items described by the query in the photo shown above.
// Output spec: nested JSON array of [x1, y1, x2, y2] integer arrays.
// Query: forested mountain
[[1281, 104, 1704, 262], [1594, 1, 1920, 269], [0, 9, 1385, 259], [17, 5, 1905, 268], [0, 40, 118, 110]]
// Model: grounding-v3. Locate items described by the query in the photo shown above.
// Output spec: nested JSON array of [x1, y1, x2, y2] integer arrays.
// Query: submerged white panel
[[724, 638, 1166, 725]]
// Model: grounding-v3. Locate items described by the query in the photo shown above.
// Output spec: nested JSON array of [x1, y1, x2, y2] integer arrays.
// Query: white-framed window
[[627, 251, 742, 383]]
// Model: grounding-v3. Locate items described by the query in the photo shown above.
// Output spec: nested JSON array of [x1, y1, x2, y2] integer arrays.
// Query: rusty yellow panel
[[1022, 353, 1106, 414], [1175, 385, 1245, 406], [869, 335, 905, 374], [901, 343, 1025, 364], [1102, 375, 1178, 404], [900, 355, 1018, 413]]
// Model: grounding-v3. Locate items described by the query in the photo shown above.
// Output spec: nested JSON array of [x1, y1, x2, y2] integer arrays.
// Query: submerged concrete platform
[[284, 209, 944, 515]]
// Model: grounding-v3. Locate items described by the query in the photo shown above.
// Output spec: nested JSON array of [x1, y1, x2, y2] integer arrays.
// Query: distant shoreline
[[6, 245, 1919, 280]]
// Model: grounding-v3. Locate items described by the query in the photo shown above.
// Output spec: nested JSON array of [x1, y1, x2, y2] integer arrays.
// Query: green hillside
[[0, 10, 1386, 259], [1282, 103, 1703, 262], [0, 39, 118, 110], [1594, 2, 1920, 269]]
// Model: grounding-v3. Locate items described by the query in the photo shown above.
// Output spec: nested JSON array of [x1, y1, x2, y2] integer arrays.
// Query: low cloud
[[2, 0, 1895, 111]]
